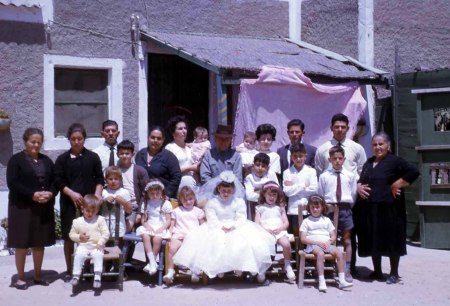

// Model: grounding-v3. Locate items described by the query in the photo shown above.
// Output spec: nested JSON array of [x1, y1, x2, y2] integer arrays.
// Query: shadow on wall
[[0, 131, 13, 166]]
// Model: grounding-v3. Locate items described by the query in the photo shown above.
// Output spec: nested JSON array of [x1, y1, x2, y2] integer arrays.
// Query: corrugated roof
[[141, 31, 380, 80], [0, 0, 42, 7]]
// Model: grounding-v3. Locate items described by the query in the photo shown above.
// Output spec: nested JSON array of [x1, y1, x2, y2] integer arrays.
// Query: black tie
[[109, 146, 115, 166]]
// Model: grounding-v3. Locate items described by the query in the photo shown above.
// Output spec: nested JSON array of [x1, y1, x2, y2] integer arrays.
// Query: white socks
[[318, 275, 327, 291]]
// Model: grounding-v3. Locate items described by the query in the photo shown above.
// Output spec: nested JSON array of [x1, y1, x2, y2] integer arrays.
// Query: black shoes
[[386, 274, 400, 284]]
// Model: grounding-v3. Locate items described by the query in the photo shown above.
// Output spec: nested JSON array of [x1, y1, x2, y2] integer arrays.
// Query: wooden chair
[[297, 204, 344, 289], [72, 202, 124, 293]]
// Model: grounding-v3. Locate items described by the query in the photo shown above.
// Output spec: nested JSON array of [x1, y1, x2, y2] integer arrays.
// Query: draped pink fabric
[[233, 65, 367, 149]]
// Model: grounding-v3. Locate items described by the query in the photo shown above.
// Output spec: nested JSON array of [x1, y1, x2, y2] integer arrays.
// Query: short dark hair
[[23, 127, 44, 142], [255, 123, 277, 140], [167, 115, 187, 140], [287, 119, 305, 131], [117, 139, 135, 153], [329, 145, 345, 157], [331, 113, 349, 126], [67, 123, 86, 139], [102, 120, 118, 131], [253, 152, 270, 166], [289, 143, 306, 154], [148, 125, 165, 137]]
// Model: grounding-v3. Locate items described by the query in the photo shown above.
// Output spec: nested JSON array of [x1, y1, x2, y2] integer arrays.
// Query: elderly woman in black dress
[[356, 132, 419, 284], [6, 128, 58, 289], [54, 123, 104, 280], [135, 125, 181, 198]]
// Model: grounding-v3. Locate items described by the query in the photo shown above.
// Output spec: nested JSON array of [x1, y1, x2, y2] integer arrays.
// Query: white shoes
[[339, 279, 353, 289], [257, 273, 266, 284], [285, 265, 296, 282], [319, 282, 327, 292], [143, 262, 157, 275], [191, 273, 200, 283], [163, 269, 175, 284]]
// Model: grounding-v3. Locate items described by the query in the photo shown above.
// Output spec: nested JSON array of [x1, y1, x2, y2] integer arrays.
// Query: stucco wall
[[373, 0, 450, 74], [0, 0, 288, 194], [301, 0, 359, 59]]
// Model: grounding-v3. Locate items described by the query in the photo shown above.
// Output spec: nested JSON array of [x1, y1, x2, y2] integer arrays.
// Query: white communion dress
[[173, 195, 276, 278]]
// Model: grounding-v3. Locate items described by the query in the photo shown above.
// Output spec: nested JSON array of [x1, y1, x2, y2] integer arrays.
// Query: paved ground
[[0, 242, 449, 306]]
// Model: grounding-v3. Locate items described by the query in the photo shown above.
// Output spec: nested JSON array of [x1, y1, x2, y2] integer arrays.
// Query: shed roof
[[0, 0, 42, 7], [141, 31, 384, 80]]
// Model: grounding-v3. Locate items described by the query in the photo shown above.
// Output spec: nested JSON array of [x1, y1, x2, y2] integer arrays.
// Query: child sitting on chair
[[102, 166, 132, 246], [70, 194, 110, 289], [136, 179, 172, 275], [299, 195, 353, 292], [163, 186, 206, 284], [255, 182, 295, 282]]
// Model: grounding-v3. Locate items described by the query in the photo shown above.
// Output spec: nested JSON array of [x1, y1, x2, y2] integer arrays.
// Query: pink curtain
[[233, 65, 367, 149]]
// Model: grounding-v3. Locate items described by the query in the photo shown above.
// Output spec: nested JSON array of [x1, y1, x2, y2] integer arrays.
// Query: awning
[[141, 31, 386, 81]]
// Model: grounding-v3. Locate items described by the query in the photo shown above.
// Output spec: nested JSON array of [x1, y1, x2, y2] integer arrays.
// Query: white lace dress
[[173, 196, 276, 277]]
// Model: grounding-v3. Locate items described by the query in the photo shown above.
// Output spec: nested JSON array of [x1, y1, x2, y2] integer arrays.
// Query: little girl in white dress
[[255, 181, 296, 282], [174, 171, 275, 281], [136, 179, 172, 275]]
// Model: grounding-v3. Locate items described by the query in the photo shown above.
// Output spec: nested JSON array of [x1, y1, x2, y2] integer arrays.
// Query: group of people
[[6, 112, 419, 292]]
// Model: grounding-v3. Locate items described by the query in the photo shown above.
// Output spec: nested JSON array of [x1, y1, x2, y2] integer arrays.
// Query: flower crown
[[144, 180, 165, 191], [219, 170, 236, 183]]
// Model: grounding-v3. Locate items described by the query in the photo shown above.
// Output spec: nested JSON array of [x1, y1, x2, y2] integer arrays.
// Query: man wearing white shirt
[[314, 113, 366, 179], [93, 120, 120, 172]]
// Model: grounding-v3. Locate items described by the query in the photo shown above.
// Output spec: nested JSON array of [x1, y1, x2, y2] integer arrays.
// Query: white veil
[[197, 170, 245, 207]]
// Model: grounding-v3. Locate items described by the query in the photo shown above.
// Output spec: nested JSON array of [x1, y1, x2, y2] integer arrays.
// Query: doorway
[[148, 54, 209, 142]]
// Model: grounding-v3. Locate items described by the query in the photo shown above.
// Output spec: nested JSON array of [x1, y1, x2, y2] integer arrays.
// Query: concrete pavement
[[0, 242, 449, 306]]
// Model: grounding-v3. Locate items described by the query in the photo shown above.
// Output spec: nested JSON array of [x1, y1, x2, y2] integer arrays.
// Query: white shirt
[[120, 164, 136, 206], [300, 215, 335, 243], [314, 137, 367, 179], [283, 165, 318, 215], [244, 170, 279, 202], [102, 187, 131, 237], [165, 142, 194, 173], [240, 149, 259, 167], [260, 151, 281, 174], [318, 168, 357, 206], [93, 142, 118, 172]]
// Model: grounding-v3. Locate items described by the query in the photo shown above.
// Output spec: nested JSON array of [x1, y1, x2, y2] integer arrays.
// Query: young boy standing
[[117, 140, 149, 231], [102, 166, 132, 243], [244, 153, 279, 219], [283, 143, 318, 237], [318, 145, 357, 283]]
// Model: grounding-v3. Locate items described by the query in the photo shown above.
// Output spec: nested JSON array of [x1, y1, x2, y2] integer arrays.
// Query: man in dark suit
[[277, 119, 316, 175]]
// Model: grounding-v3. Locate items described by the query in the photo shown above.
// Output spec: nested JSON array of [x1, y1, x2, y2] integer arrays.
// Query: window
[[44, 54, 123, 150], [54, 68, 108, 137]]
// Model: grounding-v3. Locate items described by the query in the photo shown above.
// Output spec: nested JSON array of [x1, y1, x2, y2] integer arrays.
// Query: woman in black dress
[[7, 128, 58, 289], [356, 132, 419, 284], [135, 126, 181, 198], [54, 123, 104, 280]]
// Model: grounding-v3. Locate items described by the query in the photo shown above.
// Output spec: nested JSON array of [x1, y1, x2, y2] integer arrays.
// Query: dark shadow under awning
[[141, 31, 387, 81]]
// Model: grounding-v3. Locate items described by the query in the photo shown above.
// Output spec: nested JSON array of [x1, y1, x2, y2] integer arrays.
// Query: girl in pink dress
[[163, 186, 206, 283]]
